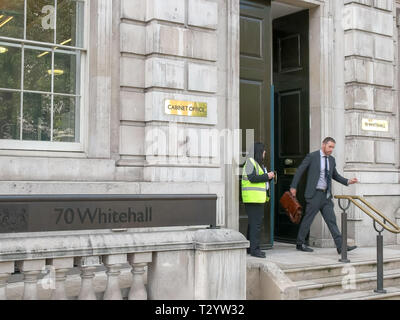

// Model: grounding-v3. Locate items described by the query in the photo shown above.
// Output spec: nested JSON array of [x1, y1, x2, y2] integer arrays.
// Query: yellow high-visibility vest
[[241, 158, 269, 203]]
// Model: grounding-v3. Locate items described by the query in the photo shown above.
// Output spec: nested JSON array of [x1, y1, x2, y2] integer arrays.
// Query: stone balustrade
[[0, 228, 248, 300]]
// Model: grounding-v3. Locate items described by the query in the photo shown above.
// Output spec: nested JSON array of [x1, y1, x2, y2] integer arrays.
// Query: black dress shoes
[[337, 245, 357, 254], [250, 251, 266, 258], [296, 244, 314, 252]]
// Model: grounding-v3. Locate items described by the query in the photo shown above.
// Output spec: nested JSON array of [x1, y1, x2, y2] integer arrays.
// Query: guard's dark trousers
[[297, 190, 342, 249], [245, 203, 264, 254]]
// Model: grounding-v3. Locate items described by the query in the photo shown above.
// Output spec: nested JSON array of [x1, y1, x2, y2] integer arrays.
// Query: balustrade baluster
[[0, 262, 14, 300], [48, 258, 74, 300], [128, 253, 152, 300], [16, 260, 46, 300], [102, 254, 127, 300], [75, 256, 101, 300]]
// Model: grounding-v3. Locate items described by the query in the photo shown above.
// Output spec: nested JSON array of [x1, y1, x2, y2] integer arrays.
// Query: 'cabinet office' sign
[[165, 99, 208, 118], [362, 118, 389, 132]]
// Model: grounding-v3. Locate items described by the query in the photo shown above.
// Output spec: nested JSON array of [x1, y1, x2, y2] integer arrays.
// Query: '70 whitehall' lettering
[[54, 207, 152, 225]]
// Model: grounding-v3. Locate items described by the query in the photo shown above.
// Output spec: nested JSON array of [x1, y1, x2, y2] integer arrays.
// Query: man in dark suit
[[290, 137, 358, 254]]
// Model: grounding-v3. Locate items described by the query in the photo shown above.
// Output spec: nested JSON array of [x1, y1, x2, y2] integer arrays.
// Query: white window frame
[[0, 0, 89, 153]]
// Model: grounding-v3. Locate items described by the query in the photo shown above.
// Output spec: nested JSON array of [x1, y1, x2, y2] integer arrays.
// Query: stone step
[[307, 287, 400, 300], [284, 258, 400, 282], [296, 268, 400, 300]]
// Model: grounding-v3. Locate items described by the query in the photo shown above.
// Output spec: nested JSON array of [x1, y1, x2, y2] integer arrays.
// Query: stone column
[[102, 254, 127, 300], [48, 258, 74, 300], [16, 260, 46, 300], [127, 252, 152, 300], [88, 0, 113, 158], [0, 262, 14, 300], [76, 256, 102, 300]]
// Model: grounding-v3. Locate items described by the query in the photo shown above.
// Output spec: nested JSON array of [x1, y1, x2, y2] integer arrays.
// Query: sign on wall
[[0, 194, 217, 233], [361, 118, 389, 132], [165, 100, 208, 118]]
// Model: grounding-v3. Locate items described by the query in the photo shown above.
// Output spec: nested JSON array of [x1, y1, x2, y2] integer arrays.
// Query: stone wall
[[343, 0, 400, 246], [118, 0, 235, 227], [0, 0, 235, 229]]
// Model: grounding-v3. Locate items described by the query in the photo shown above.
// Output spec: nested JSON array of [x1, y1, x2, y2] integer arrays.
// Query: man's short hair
[[323, 137, 336, 144]]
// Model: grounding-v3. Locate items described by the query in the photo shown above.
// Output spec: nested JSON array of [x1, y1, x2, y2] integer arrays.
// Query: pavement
[[247, 242, 400, 271]]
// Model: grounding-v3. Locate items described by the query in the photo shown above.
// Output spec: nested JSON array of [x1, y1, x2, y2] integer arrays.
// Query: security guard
[[242, 142, 275, 258]]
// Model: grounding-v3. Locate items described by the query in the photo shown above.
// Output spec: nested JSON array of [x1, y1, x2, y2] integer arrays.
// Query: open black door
[[273, 10, 310, 243], [239, 0, 273, 248]]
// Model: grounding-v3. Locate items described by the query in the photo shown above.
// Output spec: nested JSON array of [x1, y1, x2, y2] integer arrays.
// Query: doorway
[[273, 9, 310, 243], [239, 0, 273, 249], [239, 0, 311, 246]]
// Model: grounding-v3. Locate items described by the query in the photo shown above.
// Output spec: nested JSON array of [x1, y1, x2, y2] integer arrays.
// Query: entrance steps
[[283, 258, 400, 300]]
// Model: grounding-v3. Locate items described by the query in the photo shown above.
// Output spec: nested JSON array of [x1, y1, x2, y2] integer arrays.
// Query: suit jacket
[[290, 150, 348, 200]]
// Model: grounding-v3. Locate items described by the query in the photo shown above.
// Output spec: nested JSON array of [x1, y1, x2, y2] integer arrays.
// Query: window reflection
[[0, 1, 24, 39], [54, 50, 77, 95], [0, 0, 84, 143], [26, 0, 55, 43], [53, 95, 76, 142], [57, 0, 84, 47], [24, 47, 52, 92], [0, 91, 20, 140], [0, 44, 21, 89], [23, 93, 51, 141]]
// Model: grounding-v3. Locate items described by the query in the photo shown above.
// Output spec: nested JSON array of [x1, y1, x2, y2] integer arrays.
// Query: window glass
[[24, 47, 52, 92], [23, 92, 51, 141], [0, 1, 25, 39], [0, 91, 20, 140], [54, 50, 77, 95], [53, 95, 76, 142], [57, 0, 84, 48], [0, 0, 84, 143], [0, 43, 21, 89], [26, 0, 55, 43]]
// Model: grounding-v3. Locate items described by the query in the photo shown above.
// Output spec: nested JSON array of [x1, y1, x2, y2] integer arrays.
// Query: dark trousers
[[296, 190, 342, 249], [245, 203, 264, 254]]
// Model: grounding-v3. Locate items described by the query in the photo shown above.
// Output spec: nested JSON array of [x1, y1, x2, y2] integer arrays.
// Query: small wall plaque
[[165, 100, 208, 118], [361, 119, 389, 132]]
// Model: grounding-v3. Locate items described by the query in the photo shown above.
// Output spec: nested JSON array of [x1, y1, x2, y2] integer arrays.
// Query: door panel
[[239, 0, 272, 248], [273, 10, 310, 243]]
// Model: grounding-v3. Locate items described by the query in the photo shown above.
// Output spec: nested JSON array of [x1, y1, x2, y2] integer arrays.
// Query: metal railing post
[[374, 221, 386, 294], [338, 199, 351, 263], [334, 195, 400, 296]]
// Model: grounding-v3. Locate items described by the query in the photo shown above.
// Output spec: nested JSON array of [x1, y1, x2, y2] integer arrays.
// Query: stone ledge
[[0, 229, 247, 262], [194, 229, 249, 251], [247, 260, 299, 300]]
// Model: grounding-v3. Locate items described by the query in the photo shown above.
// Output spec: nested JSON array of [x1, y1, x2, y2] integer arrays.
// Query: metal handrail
[[335, 195, 400, 234], [334, 195, 400, 294]]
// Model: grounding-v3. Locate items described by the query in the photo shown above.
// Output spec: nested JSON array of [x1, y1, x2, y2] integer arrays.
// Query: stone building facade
[[0, 0, 399, 299]]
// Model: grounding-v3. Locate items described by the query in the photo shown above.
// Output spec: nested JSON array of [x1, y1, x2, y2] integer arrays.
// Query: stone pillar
[[127, 252, 152, 300], [88, 0, 113, 158], [147, 250, 195, 300], [47, 258, 74, 300], [193, 229, 248, 300], [16, 260, 46, 300], [102, 254, 127, 300], [0, 262, 14, 300], [76, 256, 102, 300]]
